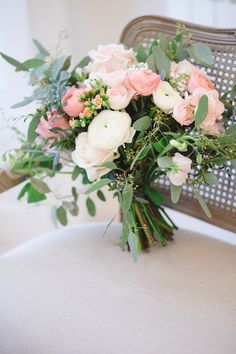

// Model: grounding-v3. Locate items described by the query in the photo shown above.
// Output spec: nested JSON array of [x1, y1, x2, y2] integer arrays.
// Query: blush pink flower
[[125, 69, 161, 96], [87, 44, 136, 73], [89, 69, 127, 87], [36, 110, 69, 139], [167, 153, 192, 186], [108, 84, 133, 110], [173, 98, 195, 126], [170, 60, 214, 93], [62, 88, 86, 117]]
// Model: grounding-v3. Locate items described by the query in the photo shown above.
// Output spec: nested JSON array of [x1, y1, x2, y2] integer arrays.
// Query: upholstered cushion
[[0, 222, 235, 354]]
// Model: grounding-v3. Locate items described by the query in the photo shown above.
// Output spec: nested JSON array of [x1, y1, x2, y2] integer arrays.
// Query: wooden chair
[[121, 15, 236, 233]]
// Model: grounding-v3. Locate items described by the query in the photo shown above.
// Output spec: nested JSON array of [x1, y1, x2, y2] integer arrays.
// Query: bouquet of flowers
[[1, 25, 235, 260]]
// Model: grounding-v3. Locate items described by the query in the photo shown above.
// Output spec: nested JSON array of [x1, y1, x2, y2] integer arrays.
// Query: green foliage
[[157, 156, 173, 169], [56, 206, 68, 225], [85, 178, 111, 194], [18, 183, 47, 203], [194, 190, 212, 217], [152, 47, 171, 79], [144, 185, 164, 206], [30, 177, 50, 193], [27, 113, 42, 144], [204, 172, 218, 185], [86, 197, 96, 217], [170, 184, 182, 204], [97, 190, 106, 202], [133, 116, 151, 131], [72, 166, 83, 181], [128, 231, 139, 262], [195, 95, 208, 127], [121, 184, 133, 213], [192, 43, 214, 66], [0, 52, 29, 71]]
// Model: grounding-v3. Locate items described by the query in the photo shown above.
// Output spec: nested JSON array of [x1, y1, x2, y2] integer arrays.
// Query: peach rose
[[108, 84, 133, 110], [173, 97, 195, 126], [170, 60, 214, 93], [62, 88, 86, 117], [71, 132, 115, 181], [87, 44, 136, 73], [36, 110, 69, 139], [167, 153, 192, 186], [125, 69, 161, 96]]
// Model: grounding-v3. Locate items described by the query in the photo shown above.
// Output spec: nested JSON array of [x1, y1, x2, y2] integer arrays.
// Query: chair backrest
[[121, 15, 236, 232]]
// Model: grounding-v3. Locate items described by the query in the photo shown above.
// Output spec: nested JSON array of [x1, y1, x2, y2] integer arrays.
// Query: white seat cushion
[[0, 222, 235, 354]]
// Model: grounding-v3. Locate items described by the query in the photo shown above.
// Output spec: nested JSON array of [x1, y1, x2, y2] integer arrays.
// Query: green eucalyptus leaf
[[85, 178, 111, 195], [136, 44, 147, 62], [128, 231, 139, 262], [22, 58, 45, 69], [27, 113, 41, 144], [86, 197, 96, 217], [195, 95, 208, 127], [56, 206, 68, 225], [153, 47, 171, 78], [122, 184, 133, 212], [146, 54, 156, 72], [194, 190, 212, 217], [175, 50, 189, 62], [18, 183, 47, 204], [157, 156, 172, 169], [0, 52, 29, 71], [230, 159, 236, 169], [11, 96, 35, 108], [52, 56, 66, 80], [72, 166, 83, 181], [33, 38, 49, 57], [73, 56, 90, 70], [97, 190, 106, 202], [133, 116, 151, 131], [193, 43, 214, 66], [31, 177, 50, 194], [72, 186, 78, 202], [153, 137, 169, 153], [225, 123, 236, 136], [61, 55, 72, 71], [159, 32, 169, 52], [170, 184, 182, 204], [204, 172, 218, 185], [102, 161, 118, 170]]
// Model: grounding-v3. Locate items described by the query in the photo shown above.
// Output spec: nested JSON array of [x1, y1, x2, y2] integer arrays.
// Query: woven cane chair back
[[121, 16, 236, 232]]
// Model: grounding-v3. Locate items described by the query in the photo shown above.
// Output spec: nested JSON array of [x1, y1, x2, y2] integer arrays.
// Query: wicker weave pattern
[[121, 16, 236, 232]]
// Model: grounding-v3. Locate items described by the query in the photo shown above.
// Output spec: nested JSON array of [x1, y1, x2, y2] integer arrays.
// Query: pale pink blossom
[[167, 153, 192, 186], [125, 69, 161, 96], [108, 84, 133, 110], [62, 88, 86, 117], [87, 44, 136, 73], [89, 69, 127, 87], [36, 110, 69, 139]]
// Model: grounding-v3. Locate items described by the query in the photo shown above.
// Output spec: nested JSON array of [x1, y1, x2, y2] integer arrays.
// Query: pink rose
[[87, 44, 136, 73], [62, 88, 86, 117], [170, 60, 214, 93], [108, 84, 133, 110], [89, 69, 127, 87], [125, 69, 161, 96], [36, 110, 69, 139], [192, 88, 225, 133], [71, 132, 115, 181], [173, 98, 195, 126], [167, 153, 192, 186]]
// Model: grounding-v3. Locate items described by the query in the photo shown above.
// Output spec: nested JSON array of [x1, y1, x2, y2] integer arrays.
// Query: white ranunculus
[[153, 81, 182, 114], [88, 110, 135, 151], [71, 132, 114, 181], [167, 153, 192, 186]]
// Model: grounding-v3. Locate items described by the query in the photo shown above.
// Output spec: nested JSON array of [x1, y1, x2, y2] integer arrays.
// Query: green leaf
[[72, 166, 83, 181], [128, 231, 139, 262], [122, 184, 133, 212], [204, 172, 218, 185], [175, 50, 189, 62], [27, 113, 41, 144], [102, 161, 118, 170], [59, 71, 71, 84], [18, 183, 47, 203], [0, 52, 29, 71], [73, 56, 90, 70], [52, 56, 66, 80], [194, 190, 212, 217], [11, 96, 35, 109], [133, 116, 151, 131], [33, 39, 49, 57], [195, 95, 208, 127], [153, 137, 169, 153], [193, 43, 214, 66], [130, 144, 150, 169], [170, 184, 182, 204], [159, 32, 169, 52], [86, 197, 96, 217], [56, 206, 68, 225], [22, 58, 45, 69], [144, 185, 164, 206], [153, 47, 171, 78], [31, 178, 50, 193], [97, 190, 106, 202], [146, 54, 156, 72], [225, 123, 236, 136], [136, 44, 147, 62], [157, 156, 173, 169], [61, 55, 72, 71], [85, 178, 111, 195], [72, 186, 78, 202]]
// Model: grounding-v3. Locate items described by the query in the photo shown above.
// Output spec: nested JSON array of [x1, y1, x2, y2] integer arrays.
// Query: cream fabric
[[0, 222, 236, 354]]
